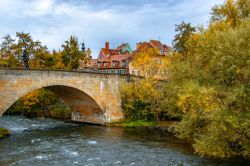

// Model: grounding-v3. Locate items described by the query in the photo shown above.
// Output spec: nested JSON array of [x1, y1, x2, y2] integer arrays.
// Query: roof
[[136, 42, 153, 51], [149, 40, 172, 52], [136, 40, 172, 53], [116, 43, 127, 51], [98, 54, 132, 63]]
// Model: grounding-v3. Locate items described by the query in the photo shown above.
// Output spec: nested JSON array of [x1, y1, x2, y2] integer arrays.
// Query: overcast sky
[[0, 0, 223, 57]]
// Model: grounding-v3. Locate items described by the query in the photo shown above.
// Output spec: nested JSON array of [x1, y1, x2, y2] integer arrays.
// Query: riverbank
[[107, 120, 178, 133], [0, 128, 10, 139]]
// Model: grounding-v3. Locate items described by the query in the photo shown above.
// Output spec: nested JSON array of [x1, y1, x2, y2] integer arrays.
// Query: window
[[132, 71, 135, 75], [121, 61, 125, 67], [137, 71, 140, 76]]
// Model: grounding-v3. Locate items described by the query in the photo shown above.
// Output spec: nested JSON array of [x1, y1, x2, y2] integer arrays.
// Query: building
[[136, 40, 172, 56], [129, 40, 173, 78], [92, 42, 133, 74]]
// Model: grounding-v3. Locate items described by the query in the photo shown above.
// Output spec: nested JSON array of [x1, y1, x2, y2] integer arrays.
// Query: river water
[[0, 116, 249, 166]]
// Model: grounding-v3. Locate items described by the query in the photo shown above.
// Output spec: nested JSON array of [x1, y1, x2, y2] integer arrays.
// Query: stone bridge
[[0, 68, 128, 124]]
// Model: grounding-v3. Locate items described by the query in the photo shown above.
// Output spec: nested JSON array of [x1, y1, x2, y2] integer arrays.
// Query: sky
[[0, 0, 224, 58]]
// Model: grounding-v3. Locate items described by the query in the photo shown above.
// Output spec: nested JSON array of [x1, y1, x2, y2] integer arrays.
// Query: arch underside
[[45, 86, 105, 124], [2, 85, 105, 124]]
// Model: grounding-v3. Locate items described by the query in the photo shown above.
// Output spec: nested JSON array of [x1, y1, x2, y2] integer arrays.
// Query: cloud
[[0, 0, 224, 57]]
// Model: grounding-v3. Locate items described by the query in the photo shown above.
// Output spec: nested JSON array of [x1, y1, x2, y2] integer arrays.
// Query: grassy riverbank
[[109, 120, 177, 132], [0, 128, 10, 139], [111, 120, 158, 127]]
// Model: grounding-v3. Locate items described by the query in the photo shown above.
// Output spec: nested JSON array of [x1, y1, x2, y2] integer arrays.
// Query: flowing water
[[0, 116, 249, 166]]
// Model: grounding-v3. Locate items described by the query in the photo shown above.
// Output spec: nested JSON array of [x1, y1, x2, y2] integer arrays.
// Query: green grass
[[113, 120, 158, 127], [0, 128, 10, 139]]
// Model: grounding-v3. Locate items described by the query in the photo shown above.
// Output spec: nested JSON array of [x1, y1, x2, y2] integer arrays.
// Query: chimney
[[105, 42, 109, 51]]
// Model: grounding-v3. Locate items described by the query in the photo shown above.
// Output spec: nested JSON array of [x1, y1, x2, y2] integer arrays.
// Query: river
[[0, 116, 249, 166]]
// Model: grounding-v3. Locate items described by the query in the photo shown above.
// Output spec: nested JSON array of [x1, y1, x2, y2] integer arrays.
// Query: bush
[[0, 128, 10, 139]]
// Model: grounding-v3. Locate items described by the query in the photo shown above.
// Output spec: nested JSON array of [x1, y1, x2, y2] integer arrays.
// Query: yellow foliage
[[21, 90, 40, 110], [132, 48, 169, 79], [177, 82, 221, 116]]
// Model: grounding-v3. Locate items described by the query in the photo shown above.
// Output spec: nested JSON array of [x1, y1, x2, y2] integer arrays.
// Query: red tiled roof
[[136, 40, 172, 54], [96, 42, 133, 69], [136, 42, 153, 51], [98, 54, 132, 63], [150, 40, 162, 48], [116, 43, 127, 51], [100, 48, 121, 57]]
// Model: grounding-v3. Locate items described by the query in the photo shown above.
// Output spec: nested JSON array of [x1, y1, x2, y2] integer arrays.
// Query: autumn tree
[[210, 0, 250, 27], [0, 34, 15, 60], [61, 36, 86, 70], [7, 89, 71, 119], [170, 0, 250, 158], [0, 34, 18, 67], [172, 21, 196, 53], [132, 47, 169, 79]]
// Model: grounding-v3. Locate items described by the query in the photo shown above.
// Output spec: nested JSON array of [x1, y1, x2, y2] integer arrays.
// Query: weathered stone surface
[[0, 68, 127, 124]]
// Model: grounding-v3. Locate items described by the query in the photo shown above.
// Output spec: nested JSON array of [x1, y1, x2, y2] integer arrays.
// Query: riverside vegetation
[[5, 89, 71, 119], [0, 128, 10, 139], [120, 0, 250, 159]]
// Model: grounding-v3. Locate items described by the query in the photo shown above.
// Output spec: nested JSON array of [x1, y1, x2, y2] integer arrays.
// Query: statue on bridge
[[22, 45, 29, 69]]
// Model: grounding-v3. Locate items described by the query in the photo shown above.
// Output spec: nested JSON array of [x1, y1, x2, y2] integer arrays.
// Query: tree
[[61, 36, 86, 69], [8, 89, 71, 119], [132, 48, 169, 79], [172, 16, 250, 158], [210, 0, 250, 27], [11, 32, 50, 68], [172, 21, 196, 53], [0, 34, 15, 60]]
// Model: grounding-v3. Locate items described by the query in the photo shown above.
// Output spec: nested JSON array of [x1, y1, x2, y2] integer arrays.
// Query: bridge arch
[[4, 85, 106, 124], [0, 68, 125, 123]]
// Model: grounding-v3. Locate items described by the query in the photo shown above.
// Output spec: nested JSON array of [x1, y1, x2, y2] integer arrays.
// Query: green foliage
[[0, 33, 87, 70], [114, 120, 158, 127], [61, 36, 86, 70], [120, 80, 183, 122], [170, 0, 250, 159], [120, 80, 158, 121], [172, 21, 196, 53], [176, 85, 250, 158], [120, 0, 250, 159], [0, 128, 10, 139]]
